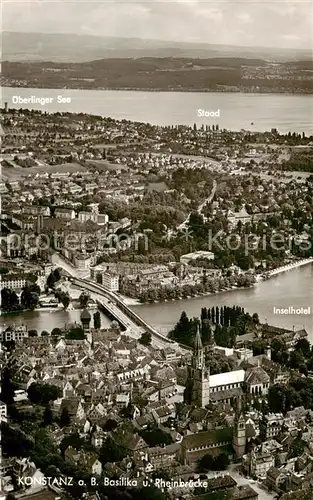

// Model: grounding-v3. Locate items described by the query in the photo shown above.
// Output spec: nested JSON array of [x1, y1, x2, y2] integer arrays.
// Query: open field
[[86, 159, 128, 171], [1, 161, 87, 180]]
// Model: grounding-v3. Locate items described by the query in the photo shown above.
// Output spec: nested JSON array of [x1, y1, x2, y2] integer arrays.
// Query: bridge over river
[[68, 276, 182, 350], [51, 252, 186, 351]]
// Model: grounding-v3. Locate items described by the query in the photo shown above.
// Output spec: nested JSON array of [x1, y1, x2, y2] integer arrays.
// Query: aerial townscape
[[1, 1, 313, 500], [0, 104, 313, 500]]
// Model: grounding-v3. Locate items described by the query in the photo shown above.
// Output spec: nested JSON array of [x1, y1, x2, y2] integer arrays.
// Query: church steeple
[[192, 323, 204, 369], [194, 323, 203, 351], [233, 394, 246, 457], [185, 322, 210, 407]]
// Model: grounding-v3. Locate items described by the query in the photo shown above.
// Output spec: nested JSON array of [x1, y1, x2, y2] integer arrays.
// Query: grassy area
[[86, 159, 128, 171], [2, 162, 87, 179]]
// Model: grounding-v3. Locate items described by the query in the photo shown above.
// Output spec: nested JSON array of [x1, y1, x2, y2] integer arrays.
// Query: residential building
[[0, 326, 28, 342], [102, 271, 119, 292], [0, 183, 8, 194], [74, 254, 91, 269], [97, 213, 109, 225], [227, 206, 252, 227], [181, 427, 234, 465], [180, 250, 215, 265], [147, 443, 180, 468], [78, 211, 98, 223], [55, 208, 76, 220], [0, 276, 26, 290], [112, 430, 148, 455], [265, 413, 284, 439], [23, 205, 50, 217], [227, 485, 258, 500], [266, 467, 290, 493], [85, 183, 98, 194], [59, 398, 85, 421], [115, 393, 130, 408], [250, 447, 275, 478]]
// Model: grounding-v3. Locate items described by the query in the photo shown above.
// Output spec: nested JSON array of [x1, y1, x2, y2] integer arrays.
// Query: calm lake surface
[[1, 265, 312, 342], [0, 309, 112, 333], [3, 87, 313, 134]]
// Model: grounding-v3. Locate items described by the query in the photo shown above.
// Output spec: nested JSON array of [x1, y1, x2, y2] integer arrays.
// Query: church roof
[[194, 324, 203, 352], [182, 427, 233, 449], [245, 366, 270, 385], [209, 369, 245, 388], [235, 207, 250, 218], [210, 387, 242, 402]]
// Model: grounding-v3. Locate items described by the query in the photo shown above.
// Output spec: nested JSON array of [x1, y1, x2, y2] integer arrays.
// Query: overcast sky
[[3, 0, 313, 49]]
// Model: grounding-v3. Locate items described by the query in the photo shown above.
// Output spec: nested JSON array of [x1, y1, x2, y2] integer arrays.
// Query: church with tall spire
[[184, 323, 245, 408], [184, 324, 211, 407]]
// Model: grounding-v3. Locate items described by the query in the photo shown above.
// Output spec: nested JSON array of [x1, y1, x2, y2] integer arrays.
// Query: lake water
[[2, 87, 313, 134], [0, 308, 112, 334], [131, 264, 313, 341], [1, 264, 312, 342]]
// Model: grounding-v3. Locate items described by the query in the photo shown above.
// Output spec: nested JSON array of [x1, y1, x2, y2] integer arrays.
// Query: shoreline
[[125, 258, 313, 306], [2, 85, 312, 95], [126, 285, 253, 306], [118, 294, 142, 306], [264, 257, 313, 278]]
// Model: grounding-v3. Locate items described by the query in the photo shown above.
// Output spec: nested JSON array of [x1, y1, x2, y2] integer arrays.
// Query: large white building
[[180, 251, 215, 266], [0, 277, 26, 290], [54, 208, 76, 220], [0, 327, 29, 342], [102, 271, 119, 291], [245, 366, 270, 396], [78, 211, 98, 223], [74, 254, 91, 269]]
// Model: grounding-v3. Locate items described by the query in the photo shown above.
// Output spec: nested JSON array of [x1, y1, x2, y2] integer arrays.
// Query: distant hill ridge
[[3, 31, 312, 63]]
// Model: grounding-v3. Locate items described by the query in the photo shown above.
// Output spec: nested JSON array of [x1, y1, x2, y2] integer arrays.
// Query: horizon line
[[3, 31, 312, 53]]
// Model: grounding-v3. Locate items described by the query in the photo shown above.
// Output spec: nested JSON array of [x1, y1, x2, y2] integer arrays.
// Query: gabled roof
[[245, 366, 270, 385], [182, 427, 233, 449], [60, 397, 82, 415], [147, 442, 180, 456], [112, 429, 148, 451]]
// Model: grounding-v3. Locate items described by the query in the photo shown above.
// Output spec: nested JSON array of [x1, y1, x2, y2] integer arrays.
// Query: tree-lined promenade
[[136, 272, 256, 303]]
